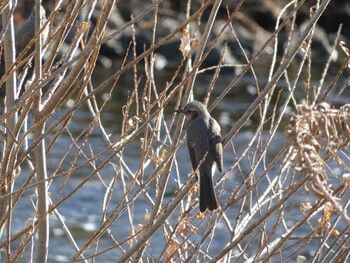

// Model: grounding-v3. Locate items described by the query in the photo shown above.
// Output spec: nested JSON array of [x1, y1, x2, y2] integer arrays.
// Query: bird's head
[[175, 100, 208, 120]]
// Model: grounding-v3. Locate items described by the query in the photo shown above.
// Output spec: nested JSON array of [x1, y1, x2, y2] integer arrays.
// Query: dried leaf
[[300, 40, 308, 53], [166, 239, 180, 260], [82, 22, 90, 32], [187, 223, 197, 234], [159, 149, 168, 162], [127, 118, 134, 128], [300, 199, 312, 215], [323, 202, 335, 217], [309, 5, 316, 17], [127, 233, 133, 246], [127, 116, 142, 129], [150, 155, 158, 164], [143, 209, 149, 222], [197, 211, 206, 219], [191, 39, 200, 51], [318, 214, 331, 229], [136, 224, 143, 234], [179, 28, 199, 58], [330, 229, 340, 237], [179, 29, 191, 58], [176, 221, 187, 235]]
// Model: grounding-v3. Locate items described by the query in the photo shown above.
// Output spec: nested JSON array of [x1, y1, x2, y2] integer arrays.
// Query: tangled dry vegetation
[[286, 102, 350, 247], [0, 0, 350, 262], [286, 102, 350, 198]]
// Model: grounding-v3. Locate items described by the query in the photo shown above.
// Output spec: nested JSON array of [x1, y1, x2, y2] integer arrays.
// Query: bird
[[15, 5, 48, 60], [0, 5, 48, 98], [175, 100, 223, 212]]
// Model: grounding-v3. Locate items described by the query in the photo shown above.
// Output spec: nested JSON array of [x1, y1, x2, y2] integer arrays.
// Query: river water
[[7, 56, 350, 262]]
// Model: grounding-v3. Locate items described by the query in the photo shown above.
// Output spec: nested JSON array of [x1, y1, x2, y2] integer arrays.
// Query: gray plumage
[[15, 5, 48, 56], [0, 5, 48, 81], [176, 100, 223, 212]]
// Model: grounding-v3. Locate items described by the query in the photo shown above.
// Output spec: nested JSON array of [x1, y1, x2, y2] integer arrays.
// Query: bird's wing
[[209, 117, 223, 173], [187, 130, 197, 171]]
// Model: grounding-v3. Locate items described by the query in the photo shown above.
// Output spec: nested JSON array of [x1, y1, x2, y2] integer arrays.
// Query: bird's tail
[[199, 169, 218, 212]]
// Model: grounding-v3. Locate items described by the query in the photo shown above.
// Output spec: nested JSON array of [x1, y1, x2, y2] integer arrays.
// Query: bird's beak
[[175, 109, 185, 113]]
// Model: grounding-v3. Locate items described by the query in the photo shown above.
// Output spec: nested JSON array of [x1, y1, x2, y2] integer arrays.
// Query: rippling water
[[9, 58, 349, 262]]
